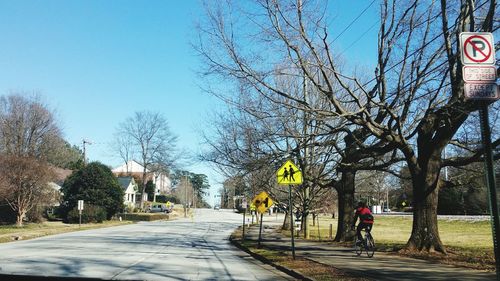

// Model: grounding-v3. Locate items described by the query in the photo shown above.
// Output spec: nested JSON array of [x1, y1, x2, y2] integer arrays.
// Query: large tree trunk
[[334, 170, 356, 242], [406, 176, 446, 253], [140, 167, 147, 209], [405, 149, 447, 253]]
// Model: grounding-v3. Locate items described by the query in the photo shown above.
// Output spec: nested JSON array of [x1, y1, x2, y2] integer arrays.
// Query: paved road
[[0, 209, 293, 281]]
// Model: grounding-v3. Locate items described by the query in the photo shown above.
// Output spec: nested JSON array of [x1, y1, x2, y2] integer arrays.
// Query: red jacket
[[355, 207, 374, 224]]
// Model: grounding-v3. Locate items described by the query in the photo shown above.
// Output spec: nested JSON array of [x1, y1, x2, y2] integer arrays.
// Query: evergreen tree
[[61, 162, 124, 220]]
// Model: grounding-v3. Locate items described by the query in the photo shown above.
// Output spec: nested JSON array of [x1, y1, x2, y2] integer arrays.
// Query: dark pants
[[356, 222, 373, 241]]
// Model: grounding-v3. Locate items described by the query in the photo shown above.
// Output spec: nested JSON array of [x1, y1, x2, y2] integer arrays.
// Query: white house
[[112, 160, 172, 195], [117, 177, 139, 207], [152, 172, 172, 195], [112, 160, 146, 175]]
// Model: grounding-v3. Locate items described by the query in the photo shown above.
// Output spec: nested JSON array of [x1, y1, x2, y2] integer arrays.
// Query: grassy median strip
[[0, 220, 133, 243], [231, 229, 369, 281]]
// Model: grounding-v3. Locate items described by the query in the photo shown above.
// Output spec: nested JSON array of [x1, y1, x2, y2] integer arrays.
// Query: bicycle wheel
[[354, 237, 362, 256], [365, 234, 375, 258]]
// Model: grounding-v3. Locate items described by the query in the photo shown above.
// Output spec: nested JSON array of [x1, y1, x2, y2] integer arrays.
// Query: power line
[[337, 19, 379, 57], [332, 2, 492, 125], [361, 0, 490, 89], [331, 0, 377, 44]]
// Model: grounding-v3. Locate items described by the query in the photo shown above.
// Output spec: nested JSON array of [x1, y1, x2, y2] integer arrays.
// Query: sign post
[[242, 198, 248, 241], [258, 212, 264, 247], [288, 184, 295, 258], [252, 192, 274, 247], [77, 200, 84, 228], [460, 31, 499, 277], [479, 106, 500, 277], [276, 160, 303, 259]]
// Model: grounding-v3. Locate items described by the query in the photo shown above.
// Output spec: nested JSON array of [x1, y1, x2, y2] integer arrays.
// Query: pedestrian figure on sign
[[283, 167, 289, 181], [289, 165, 295, 181]]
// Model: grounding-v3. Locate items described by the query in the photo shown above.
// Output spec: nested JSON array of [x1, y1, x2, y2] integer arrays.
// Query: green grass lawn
[[303, 215, 494, 270], [307, 215, 493, 251]]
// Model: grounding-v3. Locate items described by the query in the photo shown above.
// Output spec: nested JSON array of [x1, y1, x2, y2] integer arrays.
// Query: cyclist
[[352, 201, 374, 245]]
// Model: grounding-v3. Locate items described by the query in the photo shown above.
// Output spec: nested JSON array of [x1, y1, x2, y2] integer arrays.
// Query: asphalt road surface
[[0, 209, 293, 281]]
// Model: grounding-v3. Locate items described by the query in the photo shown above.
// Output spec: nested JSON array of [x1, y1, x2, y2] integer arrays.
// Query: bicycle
[[354, 228, 375, 258]]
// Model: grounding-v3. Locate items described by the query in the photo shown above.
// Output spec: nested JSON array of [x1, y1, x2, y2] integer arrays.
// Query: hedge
[[117, 213, 169, 221]]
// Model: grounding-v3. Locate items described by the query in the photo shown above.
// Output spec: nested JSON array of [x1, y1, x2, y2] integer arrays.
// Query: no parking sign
[[460, 32, 498, 100], [460, 32, 495, 65]]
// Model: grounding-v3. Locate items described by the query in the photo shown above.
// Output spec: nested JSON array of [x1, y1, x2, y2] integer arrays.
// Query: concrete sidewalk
[[243, 215, 496, 281]]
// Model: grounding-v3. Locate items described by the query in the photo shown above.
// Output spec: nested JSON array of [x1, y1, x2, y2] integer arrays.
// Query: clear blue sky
[[0, 0, 378, 206]]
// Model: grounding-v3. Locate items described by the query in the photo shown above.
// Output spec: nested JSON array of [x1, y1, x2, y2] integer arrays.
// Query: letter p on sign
[[460, 32, 495, 65]]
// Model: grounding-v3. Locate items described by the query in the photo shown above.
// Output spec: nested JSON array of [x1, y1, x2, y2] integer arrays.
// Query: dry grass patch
[[397, 247, 495, 271], [0, 220, 133, 243]]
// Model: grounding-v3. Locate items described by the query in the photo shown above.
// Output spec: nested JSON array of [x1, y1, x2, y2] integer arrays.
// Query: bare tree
[[196, 0, 498, 253], [115, 111, 178, 209], [196, 1, 398, 241], [0, 94, 60, 226], [111, 132, 134, 174], [0, 94, 61, 158], [200, 81, 345, 237], [0, 156, 55, 226], [175, 176, 194, 214]]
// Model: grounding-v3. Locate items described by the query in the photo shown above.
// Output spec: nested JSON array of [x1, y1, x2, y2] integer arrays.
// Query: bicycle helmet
[[357, 201, 366, 208]]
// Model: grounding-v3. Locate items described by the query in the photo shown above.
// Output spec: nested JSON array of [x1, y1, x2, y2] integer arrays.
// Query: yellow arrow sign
[[252, 191, 274, 214], [276, 160, 303, 185]]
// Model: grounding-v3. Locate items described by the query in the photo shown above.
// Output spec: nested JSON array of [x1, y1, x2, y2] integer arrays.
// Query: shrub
[[117, 213, 169, 221], [124, 205, 134, 213], [61, 162, 124, 220], [65, 204, 107, 224], [26, 205, 46, 223]]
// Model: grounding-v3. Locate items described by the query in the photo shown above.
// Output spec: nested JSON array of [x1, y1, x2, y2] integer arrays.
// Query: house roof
[[117, 176, 135, 191], [112, 160, 149, 174]]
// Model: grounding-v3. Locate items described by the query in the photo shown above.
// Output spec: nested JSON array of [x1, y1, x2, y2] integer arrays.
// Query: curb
[[229, 237, 315, 281]]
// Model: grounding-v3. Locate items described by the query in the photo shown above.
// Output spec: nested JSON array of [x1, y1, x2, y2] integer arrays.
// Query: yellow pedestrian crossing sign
[[252, 191, 274, 214], [276, 160, 302, 185]]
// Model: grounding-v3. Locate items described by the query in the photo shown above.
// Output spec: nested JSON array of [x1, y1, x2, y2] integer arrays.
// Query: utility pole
[[193, 182, 196, 209], [82, 139, 92, 166], [302, 70, 310, 239], [184, 175, 188, 218]]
